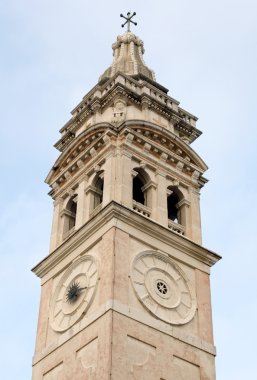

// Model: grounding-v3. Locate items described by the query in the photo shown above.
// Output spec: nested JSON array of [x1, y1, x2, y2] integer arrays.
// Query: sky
[[0, 0, 257, 379]]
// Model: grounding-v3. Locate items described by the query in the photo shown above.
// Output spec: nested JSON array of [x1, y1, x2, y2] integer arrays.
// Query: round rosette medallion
[[131, 251, 196, 325], [50, 255, 98, 332]]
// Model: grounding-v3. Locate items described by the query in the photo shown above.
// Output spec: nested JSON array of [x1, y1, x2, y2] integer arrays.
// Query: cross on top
[[120, 12, 137, 32]]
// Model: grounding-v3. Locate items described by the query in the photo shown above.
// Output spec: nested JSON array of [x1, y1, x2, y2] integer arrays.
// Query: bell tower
[[32, 17, 220, 380]]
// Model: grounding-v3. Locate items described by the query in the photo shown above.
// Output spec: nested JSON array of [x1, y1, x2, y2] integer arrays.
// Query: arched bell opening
[[167, 186, 185, 235], [88, 171, 104, 216], [62, 194, 78, 238], [93, 175, 104, 209], [133, 174, 145, 205], [132, 168, 152, 217], [167, 190, 180, 223], [67, 197, 77, 229]]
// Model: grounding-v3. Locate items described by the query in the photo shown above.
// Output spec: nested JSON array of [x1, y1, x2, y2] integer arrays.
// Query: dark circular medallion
[[66, 281, 82, 303], [50, 255, 98, 332]]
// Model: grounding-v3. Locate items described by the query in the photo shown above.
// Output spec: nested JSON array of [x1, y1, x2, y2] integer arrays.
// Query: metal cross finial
[[120, 11, 137, 32]]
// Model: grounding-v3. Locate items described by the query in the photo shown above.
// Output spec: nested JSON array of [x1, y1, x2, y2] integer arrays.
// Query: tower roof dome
[[99, 32, 156, 83]]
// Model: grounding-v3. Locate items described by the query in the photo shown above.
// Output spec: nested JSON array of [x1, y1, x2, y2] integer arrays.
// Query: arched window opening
[[167, 186, 186, 236], [167, 191, 180, 223], [94, 176, 104, 209], [67, 197, 77, 229], [133, 175, 145, 205], [132, 168, 152, 218], [62, 195, 78, 238]]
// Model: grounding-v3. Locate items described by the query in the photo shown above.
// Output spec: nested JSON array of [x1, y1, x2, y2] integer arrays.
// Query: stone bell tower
[[32, 18, 220, 380]]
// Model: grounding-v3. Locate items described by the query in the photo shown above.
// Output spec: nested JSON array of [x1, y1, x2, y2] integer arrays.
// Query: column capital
[[53, 198, 63, 207], [142, 180, 157, 191], [177, 198, 190, 209]]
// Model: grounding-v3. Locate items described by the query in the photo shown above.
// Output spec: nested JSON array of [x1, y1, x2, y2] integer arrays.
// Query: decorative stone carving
[[192, 170, 200, 181], [126, 133, 134, 144], [64, 171, 71, 180], [49, 256, 98, 332], [176, 162, 184, 172], [160, 153, 168, 161], [90, 147, 97, 157], [77, 159, 84, 169], [103, 134, 111, 144], [143, 142, 151, 152], [112, 99, 127, 124], [131, 251, 196, 325]]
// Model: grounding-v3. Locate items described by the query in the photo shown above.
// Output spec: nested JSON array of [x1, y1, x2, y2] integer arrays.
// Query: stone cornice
[[117, 127, 207, 189], [32, 301, 216, 366], [32, 202, 221, 279], [99, 77, 200, 138], [46, 120, 207, 197], [46, 127, 116, 185], [118, 121, 207, 170], [55, 72, 201, 152]]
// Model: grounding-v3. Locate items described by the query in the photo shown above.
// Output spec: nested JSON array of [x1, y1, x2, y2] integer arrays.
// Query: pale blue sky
[[1, 1, 257, 379]]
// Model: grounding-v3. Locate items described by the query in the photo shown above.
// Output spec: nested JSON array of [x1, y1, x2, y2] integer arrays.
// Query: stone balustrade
[[168, 219, 185, 235], [132, 201, 151, 218]]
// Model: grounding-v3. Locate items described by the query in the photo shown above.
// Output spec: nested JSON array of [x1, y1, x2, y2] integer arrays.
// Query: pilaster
[[49, 198, 64, 252], [75, 177, 87, 229], [153, 170, 167, 224], [102, 152, 116, 207], [188, 188, 202, 244], [116, 151, 133, 207]]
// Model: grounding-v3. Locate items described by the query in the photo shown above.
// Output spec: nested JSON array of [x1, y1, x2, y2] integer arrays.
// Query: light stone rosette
[[50, 255, 98, 332], [131, 251, 196, 325]]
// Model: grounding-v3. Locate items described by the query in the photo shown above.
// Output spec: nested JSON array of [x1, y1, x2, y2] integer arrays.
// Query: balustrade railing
[[168, 219, 185, 235], [133, 201, 151, 218]]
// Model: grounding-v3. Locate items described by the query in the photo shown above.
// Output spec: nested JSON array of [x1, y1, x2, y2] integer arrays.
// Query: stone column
[[118, 151, 133, 208], [195, 269, 214, 344], [75, 177, 87, 229], [188, 188, 202, 244], [102, 153, 115, 207], [177, 198, 190, 235], [152, 170, 167, 225], [84, 184, 95, 220]]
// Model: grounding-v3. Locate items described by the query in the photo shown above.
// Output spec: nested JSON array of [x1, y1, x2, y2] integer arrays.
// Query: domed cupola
[[99, 31, 156, 83]]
